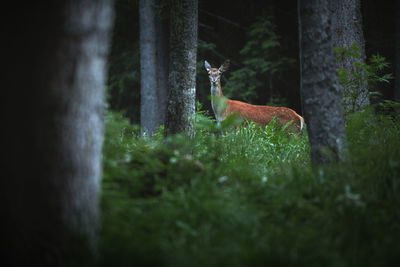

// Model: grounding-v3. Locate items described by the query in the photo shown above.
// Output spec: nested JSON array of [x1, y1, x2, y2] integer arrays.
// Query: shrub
[[99, 106, 400, 267]]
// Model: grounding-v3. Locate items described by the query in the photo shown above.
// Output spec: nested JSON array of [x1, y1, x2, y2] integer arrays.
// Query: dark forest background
[[108, 0, 396, 124]]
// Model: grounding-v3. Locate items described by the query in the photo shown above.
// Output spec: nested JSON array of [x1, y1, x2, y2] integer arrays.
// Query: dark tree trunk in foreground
[[395, 0, 400, 100], [165, 0, 198, 136], [2, 0, 114, 265], [298, 0, 347, 165], [330, 0, 369, 112]]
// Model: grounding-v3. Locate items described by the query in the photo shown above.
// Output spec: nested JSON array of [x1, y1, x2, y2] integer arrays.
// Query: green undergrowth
[[99, 105, 400, 267]]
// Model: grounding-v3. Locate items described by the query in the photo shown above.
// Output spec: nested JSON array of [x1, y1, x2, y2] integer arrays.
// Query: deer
[[204, 60, 304, 134]]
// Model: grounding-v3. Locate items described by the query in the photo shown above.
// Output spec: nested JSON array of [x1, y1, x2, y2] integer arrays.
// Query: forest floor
[[99, 105, 400, 267]]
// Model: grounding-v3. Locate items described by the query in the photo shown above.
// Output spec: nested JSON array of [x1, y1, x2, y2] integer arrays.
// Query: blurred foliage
[[266, 93, 290, 107], [334, 43, 393, 114], [224, 16, 295, 105], [106, 0, 140, 123], [107, 47, 141, 123], [99, 102, 400, 266]]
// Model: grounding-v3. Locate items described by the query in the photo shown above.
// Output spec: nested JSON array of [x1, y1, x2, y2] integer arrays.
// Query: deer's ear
[[219, 60, 230, 72], [204, 60, 211, 71]]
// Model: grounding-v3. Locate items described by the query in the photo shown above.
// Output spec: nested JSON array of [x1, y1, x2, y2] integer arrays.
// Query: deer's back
[[227, 99, 302, 131]]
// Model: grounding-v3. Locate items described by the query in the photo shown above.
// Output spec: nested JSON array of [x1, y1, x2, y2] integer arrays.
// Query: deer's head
[[204, 60, 230, 86]]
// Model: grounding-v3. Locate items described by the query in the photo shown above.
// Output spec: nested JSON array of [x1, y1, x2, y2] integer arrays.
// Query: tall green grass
[[99, 106, 400, 267]]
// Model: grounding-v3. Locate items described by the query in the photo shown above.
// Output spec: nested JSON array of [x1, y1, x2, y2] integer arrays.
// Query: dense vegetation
[[99, 103, 400, 267], [99, 1, 399, 266]]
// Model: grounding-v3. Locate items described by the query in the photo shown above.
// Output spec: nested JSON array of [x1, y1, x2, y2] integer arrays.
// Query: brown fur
[[226, 99, 304, 134], [205, 60, 305, 134]]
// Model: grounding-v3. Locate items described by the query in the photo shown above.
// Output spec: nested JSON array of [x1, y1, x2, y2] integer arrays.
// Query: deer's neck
[[210, 82, 227, 122], [210, 82, 223, 98]]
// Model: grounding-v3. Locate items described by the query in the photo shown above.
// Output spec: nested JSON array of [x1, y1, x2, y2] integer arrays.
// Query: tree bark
[[155, 0, 170, 129], [298, 0, 347, 165], [395, 0, 400, 100], [139, 0, 159, 135], [165, 0, 198, 136], [330, 0, 369, 112], [2, 0, 114, 265], [139, 0, 169, 135]]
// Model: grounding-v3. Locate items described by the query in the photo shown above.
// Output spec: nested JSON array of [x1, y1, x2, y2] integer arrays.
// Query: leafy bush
[[334, 43, 393, 114], [99, 106, 400, 267], [223, 16, 295, 104]]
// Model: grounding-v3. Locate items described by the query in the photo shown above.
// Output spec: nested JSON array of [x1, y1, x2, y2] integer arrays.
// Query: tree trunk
[[330, 0, 369, 112], [155, 0, 170, 128], [139, 0, 159, 135], [165, 0, 198, 136], [139, 0, 169, 135], [2, 0, 114, 265], [395, 0, 400, 100], [298, 0, 347, 165]]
